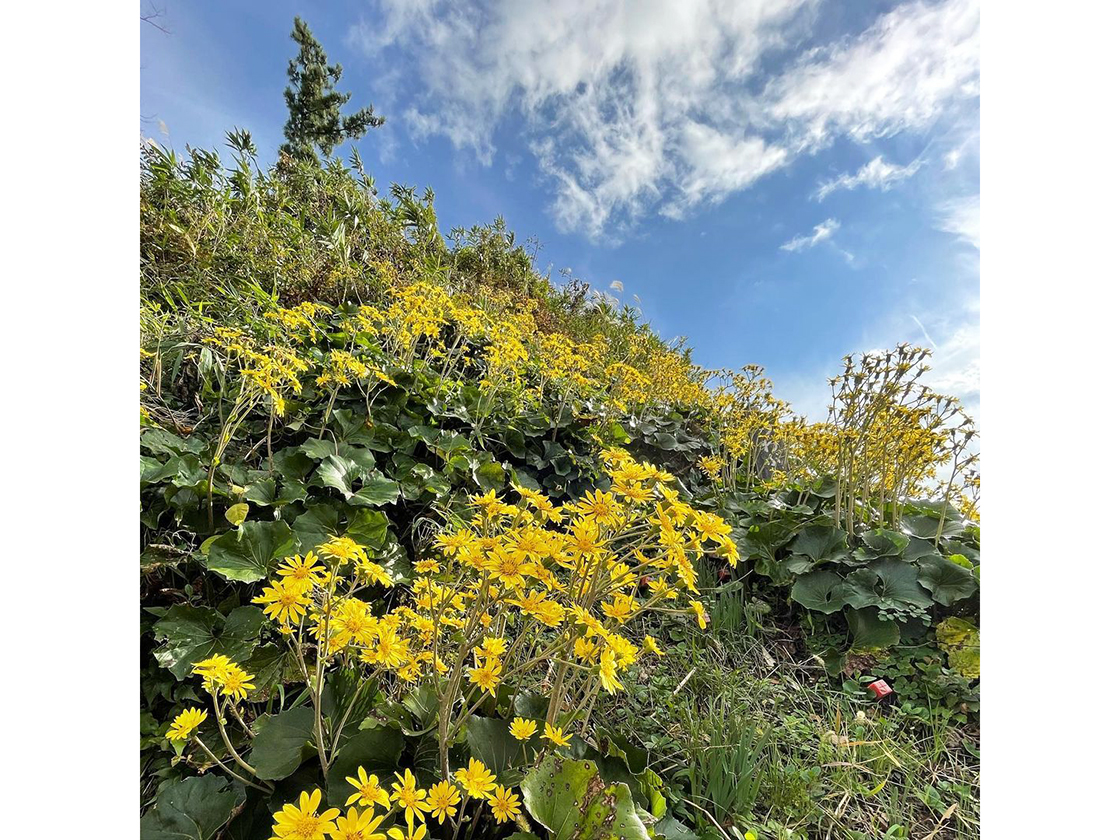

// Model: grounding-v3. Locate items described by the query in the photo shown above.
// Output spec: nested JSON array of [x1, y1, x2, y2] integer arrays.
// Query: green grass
[[606, 584, 980, 840]]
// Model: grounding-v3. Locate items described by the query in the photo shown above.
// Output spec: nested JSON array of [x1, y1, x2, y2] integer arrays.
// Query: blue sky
[[140, 0, 979, 422]]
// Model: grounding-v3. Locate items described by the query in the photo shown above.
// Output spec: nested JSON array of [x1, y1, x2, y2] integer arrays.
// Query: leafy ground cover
[[140, 138, 979, 840]]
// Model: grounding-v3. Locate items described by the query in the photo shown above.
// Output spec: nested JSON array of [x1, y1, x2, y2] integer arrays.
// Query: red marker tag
[[868, 679, 893, 699]]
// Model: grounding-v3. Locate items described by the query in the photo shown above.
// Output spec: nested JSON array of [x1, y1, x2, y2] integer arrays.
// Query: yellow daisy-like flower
[[329, 807, 387, 840], [509, 717, 538, 741], [318, 536, 368, 566], [643, 635, 664, 656], [271, 789, 340, 840], [277, 551, 327, 589], [467, 658, 503, 697], [487, 785, 522, 824], [252, 578, 311, 625], [390, 769, 429, 824], [345, 766, 392, 810], [598, 649, 625, 695], [217, 663, 256, 702], [166, 707, 207, 742], [689, 600, 708, 630], [426, 780, 461, 824], [543, 723, 572, 748], [453, 758, 497, 799], [601, 593, 636, 623], [192, 654, 233, 693]]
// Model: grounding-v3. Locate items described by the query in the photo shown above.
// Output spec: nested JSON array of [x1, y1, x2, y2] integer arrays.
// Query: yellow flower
[[345, 766, 391, 810], [543, 723, 572, 748], [601, 593, 636, 623], [454, 758, 497, 799], [217, 663, 257, 702], [253, 578, 312, 625], [598, 649, 625, 695], [271, 789, 340, 840], [329, 807, 388, 840], [191, 654, 233, 693], [166, 707, 207, 742], [509, 717, 538, 741], [474, 636, 508, 659], [426, 780, 461, 824], [319, 536, 368, 566], [277, 552, 327, 589], [689, 600, 708, 630], [487, 785, 522, 824], [467, 658, 503, 697], [391, 769, 429, 824], [643, 635, 664, 656]]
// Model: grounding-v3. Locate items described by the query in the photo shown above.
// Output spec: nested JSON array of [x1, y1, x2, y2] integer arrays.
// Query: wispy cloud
[[937, 194, 980, 249], [815, 155, 922, 200], [765, 0, 980, 150], [350, 0, 980, 239], [780, 218, 839, 252]]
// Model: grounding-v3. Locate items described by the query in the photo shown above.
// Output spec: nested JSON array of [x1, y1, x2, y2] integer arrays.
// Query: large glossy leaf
[[846, 607, 900, 652], [466, 715, 530, 772], [790, 570, 847, 614], [918, 555, 978, 605], [841, 558, 933, 611], [522, 755, 651, 840], [901, 512, 965, 540], [153, 605, 266, 679], [349, 471, 400, 507], [140, 774, 245, 840], [853, 528, 909, 562], [789, 524, 850, 565], [299, 439, 337, 460], [347, 509, 389, 549], [315, 455, 365, 499], [206, 520, 294, 582], [292, 504, 342, 552], [250, 706, 316, 781], [272, 447, 314, 482], [737, 521, 795, 562], [325, 725, 406, 807]]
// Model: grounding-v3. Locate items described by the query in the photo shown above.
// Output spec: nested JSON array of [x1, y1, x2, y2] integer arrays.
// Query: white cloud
[[351, 0, 979, 238], [766, 0, 980, 150], [937, 194, 980, 249], [815, 155, 922, 200], [780, 218, 839, 251]]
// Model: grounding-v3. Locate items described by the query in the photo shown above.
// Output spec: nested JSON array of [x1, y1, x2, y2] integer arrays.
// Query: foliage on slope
[[140, 143, 979, 840]]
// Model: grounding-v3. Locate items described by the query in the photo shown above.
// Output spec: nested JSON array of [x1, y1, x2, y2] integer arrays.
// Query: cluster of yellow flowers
[[257, 450, 731, 704], [263, 758, 520, 840], [199, 279, 730, 440], [205, 326, 311, 417], [188, 448, 733, 795]]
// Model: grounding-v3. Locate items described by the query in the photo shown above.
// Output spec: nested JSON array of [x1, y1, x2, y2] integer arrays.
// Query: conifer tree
[[280, 17, 383, 163]]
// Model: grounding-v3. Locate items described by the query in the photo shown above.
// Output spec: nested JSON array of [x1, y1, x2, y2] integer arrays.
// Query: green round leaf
[[206, 520, 294, 583], [250, 706, 316, 781], [140, 774, 246, 840], [522, 754, 651, 840], [790, 570, 847, 614], [845, 607, 900, 653], [789, 524, 850, 565], [918, 555, 978, 605]]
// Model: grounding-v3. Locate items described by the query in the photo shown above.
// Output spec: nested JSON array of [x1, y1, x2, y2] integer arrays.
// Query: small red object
[[639, 575, 651, 589], [868, 679, 893, 699], [717, 567, 731, 582]]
